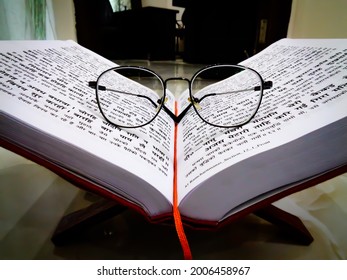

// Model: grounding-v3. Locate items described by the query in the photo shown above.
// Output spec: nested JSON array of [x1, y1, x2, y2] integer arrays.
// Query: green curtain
[[0, 0, 50, 40], [27, 0, 46, 39]]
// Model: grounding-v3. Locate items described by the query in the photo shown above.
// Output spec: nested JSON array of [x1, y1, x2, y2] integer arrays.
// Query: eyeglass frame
[[88, 64, 273, 129]]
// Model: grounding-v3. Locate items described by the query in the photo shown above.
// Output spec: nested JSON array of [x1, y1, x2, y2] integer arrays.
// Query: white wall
[[287, 0, 347, 38], [52, 0, 76, 41]]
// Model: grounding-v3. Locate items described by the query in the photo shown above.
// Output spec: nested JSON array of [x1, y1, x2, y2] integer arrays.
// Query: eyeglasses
[[88, 64, 272, 129]]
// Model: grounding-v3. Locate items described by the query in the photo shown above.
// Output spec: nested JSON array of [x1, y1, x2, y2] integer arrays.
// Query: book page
[[0, 41, 175, 202], [177, 39, 347, 201]]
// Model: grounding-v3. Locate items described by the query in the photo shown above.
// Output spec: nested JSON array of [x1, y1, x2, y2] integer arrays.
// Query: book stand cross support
[[51, 199, 314, 247]]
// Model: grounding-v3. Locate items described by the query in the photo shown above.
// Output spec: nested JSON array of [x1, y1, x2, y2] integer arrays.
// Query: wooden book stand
[[51, 200, 313, 247]]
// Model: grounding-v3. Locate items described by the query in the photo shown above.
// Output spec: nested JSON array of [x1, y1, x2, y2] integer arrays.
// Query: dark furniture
[[73, 0, 178, 60], [178, 0, 292, 64]]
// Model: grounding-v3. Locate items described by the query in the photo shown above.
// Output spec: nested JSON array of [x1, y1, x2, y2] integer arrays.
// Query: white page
[[0, 40, 175, 203], [177, 39, 347, 202]]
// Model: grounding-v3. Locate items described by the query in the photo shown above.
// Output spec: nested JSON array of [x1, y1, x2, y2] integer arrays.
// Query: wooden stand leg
[[254, 204, 314, 245], [51, 199, 126, 246], [52, 202, 313, 246]]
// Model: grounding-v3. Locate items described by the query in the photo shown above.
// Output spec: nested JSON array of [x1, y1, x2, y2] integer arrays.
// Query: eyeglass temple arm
[[88, 81, 159, 108], [164, 80, 273, 123], [195, 80, 273, 103]]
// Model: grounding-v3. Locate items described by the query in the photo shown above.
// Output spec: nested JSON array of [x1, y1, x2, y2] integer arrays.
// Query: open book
[[1, 39, 347, 227]]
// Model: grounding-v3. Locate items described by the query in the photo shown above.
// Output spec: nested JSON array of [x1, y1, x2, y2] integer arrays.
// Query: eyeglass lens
[[96, 67, 165, 128], [190, 65, 263, 127]]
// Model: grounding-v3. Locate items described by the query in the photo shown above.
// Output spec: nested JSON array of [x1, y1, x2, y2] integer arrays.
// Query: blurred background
[[1, 0, 347, 64]]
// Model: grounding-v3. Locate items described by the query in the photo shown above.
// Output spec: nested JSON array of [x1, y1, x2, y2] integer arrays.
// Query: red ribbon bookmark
[[173, 101, 192, 260]]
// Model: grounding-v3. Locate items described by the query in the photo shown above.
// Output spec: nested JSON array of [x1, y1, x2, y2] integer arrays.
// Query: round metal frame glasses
[[89, 64, 272, 129]]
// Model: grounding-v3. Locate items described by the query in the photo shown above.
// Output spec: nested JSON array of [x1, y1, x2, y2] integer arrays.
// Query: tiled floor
[[1, 60, 347, 260]]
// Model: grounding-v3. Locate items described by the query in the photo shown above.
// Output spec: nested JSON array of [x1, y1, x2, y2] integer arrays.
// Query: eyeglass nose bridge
[[164, 77, 191, 86], [164, 77, 193, 103]]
